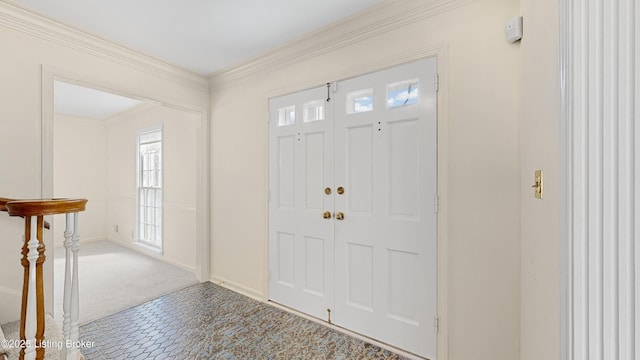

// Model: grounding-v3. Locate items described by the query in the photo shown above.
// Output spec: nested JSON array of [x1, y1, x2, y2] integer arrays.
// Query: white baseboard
[[209, 275, 264, 301]]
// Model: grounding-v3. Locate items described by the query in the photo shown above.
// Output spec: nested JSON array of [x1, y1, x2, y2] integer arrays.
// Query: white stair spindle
[[68, 212, 81, 360], [62, 212, 82, 360], [62, 213, 73, 359]]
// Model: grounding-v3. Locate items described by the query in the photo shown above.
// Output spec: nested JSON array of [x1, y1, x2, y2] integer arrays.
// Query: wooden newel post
[[4, 199, 87, 360]]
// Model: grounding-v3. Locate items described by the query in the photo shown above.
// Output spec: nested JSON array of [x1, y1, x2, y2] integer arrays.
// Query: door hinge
[[435, 316, 440, 333], [327, 308, 332, 324], [434, 195, 439, 213], [434, 73, 440, 92]]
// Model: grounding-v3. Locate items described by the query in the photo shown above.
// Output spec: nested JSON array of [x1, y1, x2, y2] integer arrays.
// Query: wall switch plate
[[532, 170, 543, 199]]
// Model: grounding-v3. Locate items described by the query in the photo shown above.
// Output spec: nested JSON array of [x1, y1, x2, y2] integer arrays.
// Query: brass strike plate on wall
[[532, 170, 543, 199]]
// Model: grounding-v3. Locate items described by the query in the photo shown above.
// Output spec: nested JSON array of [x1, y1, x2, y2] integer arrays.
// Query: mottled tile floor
[[79, 282, 408, 360]]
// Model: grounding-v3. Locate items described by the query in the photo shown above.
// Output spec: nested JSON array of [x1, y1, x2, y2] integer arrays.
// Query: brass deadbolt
[[324, 187, 332, 195]]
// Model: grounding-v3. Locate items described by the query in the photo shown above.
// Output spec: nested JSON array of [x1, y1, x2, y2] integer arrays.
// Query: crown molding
[[0, 0, 209, 92], [208, 0, 475, 91]]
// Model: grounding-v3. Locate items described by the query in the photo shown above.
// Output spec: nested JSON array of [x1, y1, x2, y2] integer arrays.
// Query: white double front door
[[268, 58, 437, 359]]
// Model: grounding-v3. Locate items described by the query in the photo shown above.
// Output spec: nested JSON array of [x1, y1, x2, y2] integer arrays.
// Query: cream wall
[[53, 114, 109, 246], [106, 104, 199, 272], [51, 105, 199, 272], [0, 2, 208, 324], [519, 0, 560, 358], [209, 0, 521, 359]]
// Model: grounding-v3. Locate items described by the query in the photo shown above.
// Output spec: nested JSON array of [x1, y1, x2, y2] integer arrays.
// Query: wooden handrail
[[5, 198, 87, 217], [0, 197, 14, 212], [0, 198, 73, 230], [1, 197, 87, 360]]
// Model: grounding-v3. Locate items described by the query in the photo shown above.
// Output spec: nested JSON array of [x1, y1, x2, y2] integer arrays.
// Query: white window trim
[[136, 124, 164, 254]]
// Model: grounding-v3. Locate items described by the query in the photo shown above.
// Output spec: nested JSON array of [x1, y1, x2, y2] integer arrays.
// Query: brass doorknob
[[323, 211, 332, 219], [337, 187, 345, 195], [335, 212, 344, 220]]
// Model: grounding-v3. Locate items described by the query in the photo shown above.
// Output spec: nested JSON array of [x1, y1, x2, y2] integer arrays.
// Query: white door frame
[[264, 44, 450, 360], [40, 64, 211, 313]]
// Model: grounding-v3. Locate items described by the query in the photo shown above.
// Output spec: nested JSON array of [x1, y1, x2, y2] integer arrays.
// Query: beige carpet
[[53, 240, 198, 325]]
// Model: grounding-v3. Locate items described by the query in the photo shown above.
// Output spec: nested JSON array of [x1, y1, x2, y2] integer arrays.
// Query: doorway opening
[[50, 80, 200, 323]]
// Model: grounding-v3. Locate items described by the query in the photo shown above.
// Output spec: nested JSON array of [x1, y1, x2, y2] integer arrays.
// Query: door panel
[[268, 86, 334, 320], [346, 124, 375, 215], [304, 132, 325, 211], [346, 242, 374, 311], [388, 118, 419, 219], [334, 58, 437, 359], [275, 231, 295, 287], [277, 136, 296, 208], [303, 236, 325, 296]]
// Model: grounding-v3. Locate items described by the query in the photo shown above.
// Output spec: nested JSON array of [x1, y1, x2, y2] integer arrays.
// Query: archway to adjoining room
[[40, 68, 210, 324]]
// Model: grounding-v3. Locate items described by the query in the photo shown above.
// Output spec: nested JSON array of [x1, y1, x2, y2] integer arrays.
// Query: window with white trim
[[137, 127, 163, 249]]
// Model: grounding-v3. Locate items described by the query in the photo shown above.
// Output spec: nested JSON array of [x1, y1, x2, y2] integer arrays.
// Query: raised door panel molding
[[0, 1, 209, 92]]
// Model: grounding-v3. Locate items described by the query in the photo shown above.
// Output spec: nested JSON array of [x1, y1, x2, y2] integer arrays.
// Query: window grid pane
[[387, 79, 419, 108], [346, 89, 374, 114], [303, 100, 325, 122], [137, 130, 162, 249], [278, 105, 296, 126]]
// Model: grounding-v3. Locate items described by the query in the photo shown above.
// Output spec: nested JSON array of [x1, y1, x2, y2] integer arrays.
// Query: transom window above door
[[387, 79, 419, 108], [303, 100, 325, 122], [277, 105, 296, 127]]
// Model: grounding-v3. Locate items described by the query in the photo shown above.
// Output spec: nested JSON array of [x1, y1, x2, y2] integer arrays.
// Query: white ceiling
[[13, 0, 386, 76], [54, 81, 144, 120]]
